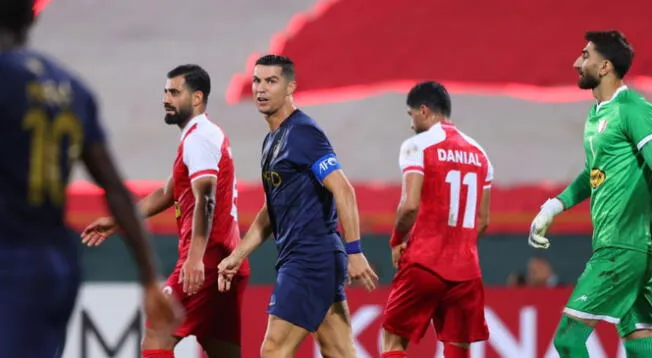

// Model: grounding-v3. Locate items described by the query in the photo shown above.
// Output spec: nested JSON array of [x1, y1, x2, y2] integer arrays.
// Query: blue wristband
[[345, 240, 362, 254]]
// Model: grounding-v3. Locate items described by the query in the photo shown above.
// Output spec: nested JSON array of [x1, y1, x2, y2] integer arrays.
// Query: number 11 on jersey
[[445, 170, 478, 229]]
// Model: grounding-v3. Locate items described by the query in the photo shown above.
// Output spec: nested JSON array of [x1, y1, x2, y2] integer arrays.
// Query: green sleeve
[[623, 100, 652, 151], [641, 143, 652, 171], [557, 167, 590, 210]]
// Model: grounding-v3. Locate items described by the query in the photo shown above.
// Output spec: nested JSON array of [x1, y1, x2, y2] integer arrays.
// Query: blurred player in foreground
[[0, 1, 181, 357], [81, 65, 249, 358], [217, 55, 378, 357], [529, 31, 652, 357], [381, 81, 493, 358]]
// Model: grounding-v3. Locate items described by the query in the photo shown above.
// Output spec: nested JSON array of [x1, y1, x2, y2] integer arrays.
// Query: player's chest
[[583, 113, 627, 160], [261, 130, 303, 190]]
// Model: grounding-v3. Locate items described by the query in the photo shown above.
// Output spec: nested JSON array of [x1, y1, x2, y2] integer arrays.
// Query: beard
[[577, 72, 600, 90], [164, 105, 192, 125]]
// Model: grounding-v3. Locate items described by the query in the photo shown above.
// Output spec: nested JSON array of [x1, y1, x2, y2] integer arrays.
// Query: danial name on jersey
[[437, 148, 482, 167]]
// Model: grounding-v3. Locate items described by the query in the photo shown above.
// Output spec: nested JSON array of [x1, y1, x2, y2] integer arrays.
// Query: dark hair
[[255, 55, 295, 80], [406, 81, 452, 117], [585, 30, 634, 79], [0, 0, 35, 33], [167, 64, 211, 104]]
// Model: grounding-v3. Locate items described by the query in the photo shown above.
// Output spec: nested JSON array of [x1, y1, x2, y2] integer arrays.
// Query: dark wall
[[82, 234, 592, 285]]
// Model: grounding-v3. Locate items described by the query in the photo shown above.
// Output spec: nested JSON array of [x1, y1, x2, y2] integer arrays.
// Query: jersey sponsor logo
[[590, 169, 606, 189], [262, 171, 282, 187], [598, 119, 608, 133], [174, 201, 181, 219], [437, 148, 481, 167]]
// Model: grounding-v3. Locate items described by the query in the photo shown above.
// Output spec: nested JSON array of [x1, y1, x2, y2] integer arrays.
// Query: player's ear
[[286, 80, 297, 96], [192, 90, 203, 107], [599, 60, 611, 77]]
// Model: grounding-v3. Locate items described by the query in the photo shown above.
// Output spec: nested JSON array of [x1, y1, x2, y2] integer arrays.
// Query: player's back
[[400, 121, 493, 281], [0, 49, 101, 245]]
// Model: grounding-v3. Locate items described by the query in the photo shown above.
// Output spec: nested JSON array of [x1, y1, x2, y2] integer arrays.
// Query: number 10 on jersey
[[445, 170, 478, 229]]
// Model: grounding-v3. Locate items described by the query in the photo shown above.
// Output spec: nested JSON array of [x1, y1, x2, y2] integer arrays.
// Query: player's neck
[[0, 32, 25, 50], [593, 78, 626, 103], [266, 103, 297, 131], [178, 110, 205, 130]]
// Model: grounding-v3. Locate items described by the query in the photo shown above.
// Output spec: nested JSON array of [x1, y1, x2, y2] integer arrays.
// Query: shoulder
[[400, 126, 446, 152], [457, 129, 490, 160]]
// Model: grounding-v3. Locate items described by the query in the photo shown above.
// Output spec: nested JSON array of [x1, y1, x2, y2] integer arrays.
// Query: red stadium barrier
[[237, 287, 622, 358], [66, 180, 591, 235], [226, 0, 652, 106]]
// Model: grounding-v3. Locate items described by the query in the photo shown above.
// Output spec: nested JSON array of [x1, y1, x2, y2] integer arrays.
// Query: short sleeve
[[182, 132, 222, 181], [292, 124, 341, 183], [484, 158, 494, 189], [623, 101, 652, 151], [82, 91, 106, 147], [398, 138, 424, 175]]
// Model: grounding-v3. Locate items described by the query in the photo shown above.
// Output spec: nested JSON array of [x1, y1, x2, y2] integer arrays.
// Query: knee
[[260, 335, 285, 358], [553, 316, 591, 353], [141, 328, 176, 351]]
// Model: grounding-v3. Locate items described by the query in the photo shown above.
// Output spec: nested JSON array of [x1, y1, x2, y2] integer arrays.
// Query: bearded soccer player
[[217, 55, 378, 358], [0, 1, 181, 357], [528, 31, 652, 357], [380, 81, 493, 358], [81, 65, 249, 358]]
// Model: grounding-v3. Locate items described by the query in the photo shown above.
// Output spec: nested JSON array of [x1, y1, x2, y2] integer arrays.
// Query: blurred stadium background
[[30, 0, 652, 356]]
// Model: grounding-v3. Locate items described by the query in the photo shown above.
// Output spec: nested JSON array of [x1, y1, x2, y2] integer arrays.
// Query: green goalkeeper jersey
[[583, 86, 652, 253]]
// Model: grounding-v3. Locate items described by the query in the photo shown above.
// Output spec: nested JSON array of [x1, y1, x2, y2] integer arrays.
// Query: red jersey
[[172, 114, 249, 275], [399, 121, 493, 281]]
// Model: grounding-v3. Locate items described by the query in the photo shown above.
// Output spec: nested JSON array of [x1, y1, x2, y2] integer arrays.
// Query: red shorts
[[146, 267, 248, 346], [382, 264, 488, 344]]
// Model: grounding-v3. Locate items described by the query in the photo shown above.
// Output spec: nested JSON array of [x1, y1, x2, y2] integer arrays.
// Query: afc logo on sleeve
[[319, 156, 338, 174]]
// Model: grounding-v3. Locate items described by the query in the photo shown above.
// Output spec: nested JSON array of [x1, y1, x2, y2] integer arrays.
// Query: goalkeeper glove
[[528, 198, 564, 249]]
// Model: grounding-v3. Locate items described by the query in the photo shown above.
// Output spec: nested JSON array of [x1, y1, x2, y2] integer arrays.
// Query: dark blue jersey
[[261, 110, 345, 268], [0, 49, 105, 244]]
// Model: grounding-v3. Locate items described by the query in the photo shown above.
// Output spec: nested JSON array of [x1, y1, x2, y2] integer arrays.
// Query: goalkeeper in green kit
[[529, 30, 652, 357]]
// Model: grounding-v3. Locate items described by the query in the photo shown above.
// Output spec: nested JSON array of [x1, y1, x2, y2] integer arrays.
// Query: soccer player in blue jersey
[[0, 1, 182, 357], [218, 54, 379, 357]]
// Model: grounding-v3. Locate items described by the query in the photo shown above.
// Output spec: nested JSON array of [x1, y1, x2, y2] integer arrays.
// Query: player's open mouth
[[256, 97, 269, 105]]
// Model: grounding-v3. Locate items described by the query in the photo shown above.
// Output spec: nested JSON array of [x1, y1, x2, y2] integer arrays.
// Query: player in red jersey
[[81, 65, 249, 358], [380, 81, 493, 358]]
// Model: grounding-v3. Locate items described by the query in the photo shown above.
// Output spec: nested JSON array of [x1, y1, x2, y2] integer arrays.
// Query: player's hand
[[391, 242, 407, 269], [179, 257, 204, 295], [143, 282, 184, 334], [217, 255, 243, 292], [528, 198, 564, 249], [347, 253, 379, 291], [81, 216, 117, 246]]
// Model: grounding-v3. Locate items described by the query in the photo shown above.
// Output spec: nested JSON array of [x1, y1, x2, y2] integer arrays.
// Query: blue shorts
[[268, 250, 347, 332], [0, 243, 81, 357]]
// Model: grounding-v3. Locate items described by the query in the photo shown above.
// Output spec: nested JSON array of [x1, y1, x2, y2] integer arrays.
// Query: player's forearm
[[390, 203, 418, 247], [232, 205, 272, 260], [138, 186, 174, 218], [556, 167, 591, 210], [187, 193, 215, 261], [333, 183, 361, 243], [105, 185, 159, 285]]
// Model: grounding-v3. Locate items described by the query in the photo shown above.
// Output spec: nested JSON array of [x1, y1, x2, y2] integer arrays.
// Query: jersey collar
[[180, 113, 207, 140], [596, 85, 628, 113]]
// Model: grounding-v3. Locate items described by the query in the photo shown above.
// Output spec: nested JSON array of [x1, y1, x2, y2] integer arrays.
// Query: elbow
[[478, 216, 490, 234]]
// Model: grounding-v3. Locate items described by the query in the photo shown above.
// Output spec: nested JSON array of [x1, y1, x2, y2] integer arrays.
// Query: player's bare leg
[[313, 300, 357, 358], [199, 337, 241, 358], [141, 328, 181, 357], [381, 329, 409, 357], [260, 314, 310, 358]]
